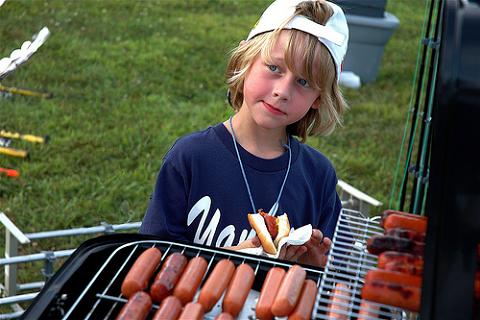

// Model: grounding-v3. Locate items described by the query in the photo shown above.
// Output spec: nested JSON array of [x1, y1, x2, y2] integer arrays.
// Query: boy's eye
[[298, 78, 309, 87], [267, 64, 279, 72]]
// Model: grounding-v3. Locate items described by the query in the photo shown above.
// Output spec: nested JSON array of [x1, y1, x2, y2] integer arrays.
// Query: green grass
[[0, 0, 426, 303]]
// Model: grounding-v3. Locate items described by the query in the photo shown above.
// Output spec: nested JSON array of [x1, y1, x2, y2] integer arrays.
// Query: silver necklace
[[228, 116, 292, 216]]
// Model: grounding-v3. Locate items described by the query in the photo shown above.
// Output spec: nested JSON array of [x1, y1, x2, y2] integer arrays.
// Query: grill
[[22, 209, 416, 320]]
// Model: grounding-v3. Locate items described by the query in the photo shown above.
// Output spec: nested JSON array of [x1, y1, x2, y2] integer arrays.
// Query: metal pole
[[5, 230, 18, 296]]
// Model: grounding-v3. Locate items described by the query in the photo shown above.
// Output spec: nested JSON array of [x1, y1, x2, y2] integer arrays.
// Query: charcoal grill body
[[422, 0, 480, 319], [21, 234, 325, 319], [21, 234, 155, 319], [22, 210, 415, 320]]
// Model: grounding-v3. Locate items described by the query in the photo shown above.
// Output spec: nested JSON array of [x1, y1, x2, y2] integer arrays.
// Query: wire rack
[[314, 208, 416, 319], [60, 239, 325, 319]]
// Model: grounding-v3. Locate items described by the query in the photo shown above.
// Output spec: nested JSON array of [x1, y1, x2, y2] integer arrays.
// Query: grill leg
[[5, 229, 18, 296]]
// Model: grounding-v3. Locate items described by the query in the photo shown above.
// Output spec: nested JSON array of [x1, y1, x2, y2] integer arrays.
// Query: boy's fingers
[[284, 245, 307, 261], [292, 246, 307, 260], [251, 236, 261, 247], [312, 229, 323, 241], [319, 255, 328, 267], [321, 237, 332, 249], [306, 229, 324, 246], [317, 237, 332, 255]]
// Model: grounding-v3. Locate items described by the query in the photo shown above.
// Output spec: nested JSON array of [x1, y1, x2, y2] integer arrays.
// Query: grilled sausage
[[150, 252, 188, 302], [380, 210, 428, 228], [357, 300, 380, 320], [271, 265, 306, 317], [152, 295, 182, 320], [222, 263, 255, 317], [173, 256, 208, 305], [215, 312, 235, 320], [255, 267, 286, 320], [288, 279, 318, 320], [178, 302, 205, 320], [361, 279, 421, 312], [367, 235, 424, 256], [197, 259, 235, 312], [116, 291, 152, 320], [121, 247, 162, 298], [378, 251, 424, 276], [326, 282, 351, 320], [377, 250, 421, 265], [382, 212, 427, 234], [385, 227, 426, 242], [383, 261, 423, 276], [364, 269, 421, 287]]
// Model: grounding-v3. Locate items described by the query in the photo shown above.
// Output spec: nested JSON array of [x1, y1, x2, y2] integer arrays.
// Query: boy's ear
[[311, 97, 321, 109]]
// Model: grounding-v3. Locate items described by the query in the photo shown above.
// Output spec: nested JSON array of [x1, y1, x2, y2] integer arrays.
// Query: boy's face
[[241, 30, 321, 131]]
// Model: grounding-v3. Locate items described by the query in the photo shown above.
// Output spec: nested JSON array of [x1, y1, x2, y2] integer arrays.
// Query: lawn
[[0, 0, 426, 299]]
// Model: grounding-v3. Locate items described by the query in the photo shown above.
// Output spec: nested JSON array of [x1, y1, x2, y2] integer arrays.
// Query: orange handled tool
[[0, 167, 20, 178]]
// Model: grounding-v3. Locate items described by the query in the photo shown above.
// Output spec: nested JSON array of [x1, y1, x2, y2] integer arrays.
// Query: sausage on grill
[[121, 247, 162, 298], [271, 264, 306, 317], [173, 256, 208, 305], [178, 302, 205, 320], [357, 300, 380, 320], [255, 267, 286, 320], [378, 251, 424, 276], [150, 252, 188, 302], [367, 235, 424, 256], [365, 269, 421, 288], [326, 282, 351, 320], [215, 312, 235, 320], [116, 291, 152, 320], [288, 279, 318, 320], [382, 212, 427, 234], [361, 279, 421, 312], [222, 263, 255, 317], [198, 259, 235, 312], [152, 295, 182, 320], [380, 210, 428, 228], [386, 227, 426, 242]]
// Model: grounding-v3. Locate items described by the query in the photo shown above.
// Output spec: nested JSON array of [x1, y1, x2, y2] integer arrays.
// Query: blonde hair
[[226, 0, 348, 142]]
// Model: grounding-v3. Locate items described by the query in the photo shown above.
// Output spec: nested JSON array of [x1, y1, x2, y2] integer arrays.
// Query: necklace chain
[[228, 116, 292, 216]]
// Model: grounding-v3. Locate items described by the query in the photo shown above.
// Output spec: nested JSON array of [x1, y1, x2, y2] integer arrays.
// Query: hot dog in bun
[[248, 209, 291, 254]]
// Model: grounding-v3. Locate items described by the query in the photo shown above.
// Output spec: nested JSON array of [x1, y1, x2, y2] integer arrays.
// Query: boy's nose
[[272, 75, 294, 101]]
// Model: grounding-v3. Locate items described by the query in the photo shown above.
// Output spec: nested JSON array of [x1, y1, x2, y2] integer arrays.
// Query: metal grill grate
[[315, 209, 416, 319], [56, 209, 417, 319], [61, 239, 325, 319]]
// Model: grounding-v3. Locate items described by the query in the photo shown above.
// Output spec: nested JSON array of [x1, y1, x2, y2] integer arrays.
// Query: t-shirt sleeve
[[139, 159, 189, 241], [317, 168, 342, 240]]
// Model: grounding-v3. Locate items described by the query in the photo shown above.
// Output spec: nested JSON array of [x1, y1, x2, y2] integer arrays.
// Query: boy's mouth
[[262, 101, 286, 116]]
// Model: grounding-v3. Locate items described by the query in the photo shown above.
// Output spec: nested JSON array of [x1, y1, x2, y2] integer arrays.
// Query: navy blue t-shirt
[[139, 123, 341, 247]]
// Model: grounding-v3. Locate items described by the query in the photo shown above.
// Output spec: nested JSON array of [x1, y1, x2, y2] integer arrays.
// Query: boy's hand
[[225, 229, 332, 268], [299, 229, 331, 267], [224, 236, 261, 251], [278, 229, 331, 267]]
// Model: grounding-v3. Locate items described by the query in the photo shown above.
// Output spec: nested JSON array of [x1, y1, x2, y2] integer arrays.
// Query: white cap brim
[[246, 0, 349, 80]]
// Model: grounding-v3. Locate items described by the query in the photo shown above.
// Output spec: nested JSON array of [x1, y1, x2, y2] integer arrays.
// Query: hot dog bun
[[248, 213, 277, 254], [275, 213, 290, 247], [248, 211, 290, 255]]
